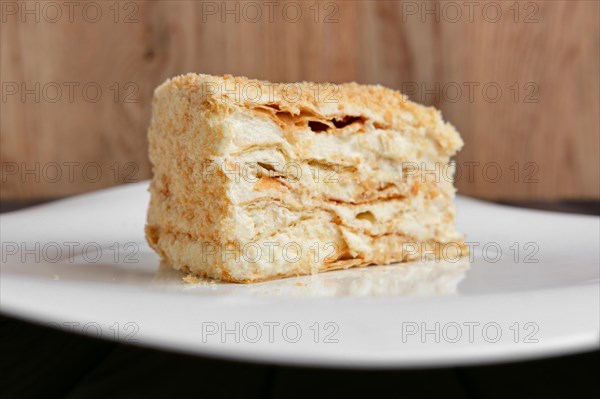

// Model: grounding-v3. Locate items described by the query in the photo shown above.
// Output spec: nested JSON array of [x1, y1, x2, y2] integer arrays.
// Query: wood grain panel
[[1, 0, 598, 200]]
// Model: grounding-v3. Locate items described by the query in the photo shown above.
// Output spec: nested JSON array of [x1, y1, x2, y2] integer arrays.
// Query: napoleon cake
[[145, 73, 466, 283]]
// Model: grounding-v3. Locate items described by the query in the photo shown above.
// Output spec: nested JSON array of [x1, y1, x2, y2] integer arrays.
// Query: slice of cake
[[145, 73, 466, 283]]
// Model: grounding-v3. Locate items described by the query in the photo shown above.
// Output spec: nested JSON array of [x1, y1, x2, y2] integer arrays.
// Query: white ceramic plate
[[1, 182, 598, 368]]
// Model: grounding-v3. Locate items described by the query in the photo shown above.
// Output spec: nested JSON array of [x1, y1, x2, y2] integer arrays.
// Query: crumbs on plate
[[182, 274, 217, 289]]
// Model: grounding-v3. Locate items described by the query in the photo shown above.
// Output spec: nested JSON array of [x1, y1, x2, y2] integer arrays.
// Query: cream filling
[[211, 108, 461, 262]]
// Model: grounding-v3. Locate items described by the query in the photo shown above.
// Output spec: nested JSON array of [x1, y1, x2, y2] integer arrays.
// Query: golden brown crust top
[[162, 75, 456, 142]]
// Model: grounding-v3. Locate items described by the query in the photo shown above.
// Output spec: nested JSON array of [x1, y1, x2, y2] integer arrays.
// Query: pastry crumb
[[183, 274, 217, 289]]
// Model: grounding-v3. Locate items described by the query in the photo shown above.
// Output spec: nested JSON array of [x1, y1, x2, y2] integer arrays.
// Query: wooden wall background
[[1, 0, 599, 200]]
